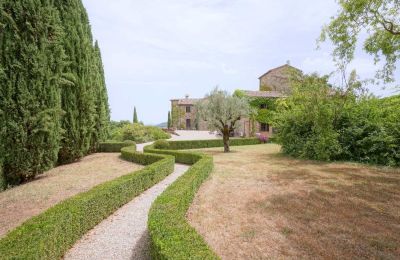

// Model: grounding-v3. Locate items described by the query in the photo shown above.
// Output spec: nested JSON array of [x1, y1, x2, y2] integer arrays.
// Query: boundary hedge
[[145, 144, 220, 259], [0, 145, 174, 259], [157, 137, 261, 150], [98, 141, 136, 152]]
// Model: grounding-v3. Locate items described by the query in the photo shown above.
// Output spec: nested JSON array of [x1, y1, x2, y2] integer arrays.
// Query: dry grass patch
[[188, 144, 400, 259], [0, 153, 142, 237]]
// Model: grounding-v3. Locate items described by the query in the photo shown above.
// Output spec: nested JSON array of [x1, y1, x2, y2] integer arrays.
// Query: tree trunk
[[222, 125, 230, 153]]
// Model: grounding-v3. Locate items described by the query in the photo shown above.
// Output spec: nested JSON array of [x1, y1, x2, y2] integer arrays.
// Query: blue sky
[[82, 0, 399, 125]]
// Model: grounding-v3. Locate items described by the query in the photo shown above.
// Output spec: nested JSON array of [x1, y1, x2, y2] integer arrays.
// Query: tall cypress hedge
[[0, 0, 110, 186], [0, 0, 65, 184], [90, 41, 110, 151], [55, 0, 97, 164]]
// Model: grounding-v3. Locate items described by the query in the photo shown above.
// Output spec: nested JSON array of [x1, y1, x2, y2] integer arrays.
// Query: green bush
[[145, 146, 220, 259], [275, 74, 400, 166], [153, 139, 170, 149], [109, 123, 170, 143], [98, 140, 136, 152], [161, 138, 261, 150], [0, 146, 174, 259]]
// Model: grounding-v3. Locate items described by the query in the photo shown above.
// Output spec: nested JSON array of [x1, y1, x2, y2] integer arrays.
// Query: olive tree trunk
[[222, 125, 230, 153]]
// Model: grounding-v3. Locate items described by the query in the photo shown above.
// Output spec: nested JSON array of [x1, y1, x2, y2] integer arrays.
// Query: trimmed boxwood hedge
[[145, 144, 220, 259], [163, 137, 261, 150], [98, 140, 136, 152], [0, 146, 174, 260]]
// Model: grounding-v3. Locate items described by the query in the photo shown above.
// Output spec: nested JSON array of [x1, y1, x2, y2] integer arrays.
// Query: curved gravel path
[[64, 163, 189, 260], [65, 132, 216, 259]]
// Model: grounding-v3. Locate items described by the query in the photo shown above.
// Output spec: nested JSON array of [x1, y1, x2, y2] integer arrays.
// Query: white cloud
[[83, 0, 398, 124]]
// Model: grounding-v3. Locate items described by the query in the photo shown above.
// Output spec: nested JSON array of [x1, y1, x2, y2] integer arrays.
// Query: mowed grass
[[0, 153, 142, 238], [187, 144, 400, 259]]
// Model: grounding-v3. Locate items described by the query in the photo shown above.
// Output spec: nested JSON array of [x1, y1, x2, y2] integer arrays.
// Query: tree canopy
[[320, 0, 400, 84], [197, 88, 251, 152], [0, 0, 110, 186], [274, 73, 400, 166]]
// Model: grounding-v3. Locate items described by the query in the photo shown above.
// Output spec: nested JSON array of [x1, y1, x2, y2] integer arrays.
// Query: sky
[[82, 0, 399, 125]]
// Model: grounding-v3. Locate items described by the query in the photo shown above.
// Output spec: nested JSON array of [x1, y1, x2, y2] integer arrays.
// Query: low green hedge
[[0, 146, 174, 259], [146, 145, 220, 259], [98, 140, 136, 152], [144, 145, 204, 165], [163, 137, 261, 150]]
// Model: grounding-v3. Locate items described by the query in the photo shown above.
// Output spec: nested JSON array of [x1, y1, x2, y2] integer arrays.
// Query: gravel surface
[[65, 131, 214, 259], [64, 163, 189, 260]]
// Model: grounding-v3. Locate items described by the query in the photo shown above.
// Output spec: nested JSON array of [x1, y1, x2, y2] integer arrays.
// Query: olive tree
[[196, 88, 251, 152]]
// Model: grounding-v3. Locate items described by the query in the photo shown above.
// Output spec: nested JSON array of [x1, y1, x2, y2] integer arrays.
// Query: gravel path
[[65, 132, 215, 259], [64, 163, 189, 260]]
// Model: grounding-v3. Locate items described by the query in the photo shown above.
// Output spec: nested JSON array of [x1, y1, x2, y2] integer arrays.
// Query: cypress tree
[[0, 0, 65, 184], [55, 0, 97, 163], [168, 111, 171, 128], [133, 107, 138, 123], [90, 41, 110, 151]]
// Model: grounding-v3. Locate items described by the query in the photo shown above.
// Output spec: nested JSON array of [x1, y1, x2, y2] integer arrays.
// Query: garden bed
[[0, 145, 175, 259], [0, 153, 143, 238]]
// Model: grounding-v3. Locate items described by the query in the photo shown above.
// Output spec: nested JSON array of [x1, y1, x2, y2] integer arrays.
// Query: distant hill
[[155, 122, 168, 128]]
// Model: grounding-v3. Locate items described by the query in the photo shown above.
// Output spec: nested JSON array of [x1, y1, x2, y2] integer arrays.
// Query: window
[[186, 106, 191, 113], [260, 104, 267, 109], [260, 123, 269, 132]]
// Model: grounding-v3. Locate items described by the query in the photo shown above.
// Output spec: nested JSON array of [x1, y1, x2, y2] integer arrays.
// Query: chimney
[[185, 94, 189, 99]]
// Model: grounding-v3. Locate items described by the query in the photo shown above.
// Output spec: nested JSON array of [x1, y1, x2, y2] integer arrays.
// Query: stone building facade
[[234, 90, 285, 137], [170, 64, 302, 136], [259, 64, 302, 93], [170, 95, 208, 130]]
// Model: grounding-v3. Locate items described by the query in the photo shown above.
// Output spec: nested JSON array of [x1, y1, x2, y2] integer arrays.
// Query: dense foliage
[[274, 73, 400, 166], [0, 0, 65, 184], [55, 0, 108, 164], [0, 145, 174, 259], [108, 122, 170, 143], [0, 0, 110, 185], [320, 0, 400, 84], [98, 140, 136, 153]]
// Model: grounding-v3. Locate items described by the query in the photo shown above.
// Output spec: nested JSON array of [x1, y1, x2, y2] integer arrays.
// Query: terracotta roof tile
[[242, 90, 286, 98], [170, 98, 203, 105]]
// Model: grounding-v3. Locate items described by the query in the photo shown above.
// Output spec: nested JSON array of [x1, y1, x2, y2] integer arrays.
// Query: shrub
[[258, 134, 268, 143], [0, 147, 174, 259], [275, 73, 400, 166], [153, 140, 170, 149], [145, 146, 220, 259], [156, 138, 261, 150], [109, 123, 170, 143], [98, 141, 136, 153]]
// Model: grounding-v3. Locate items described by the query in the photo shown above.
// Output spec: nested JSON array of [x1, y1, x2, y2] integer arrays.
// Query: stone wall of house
[[259, 65, 300, 93], [235, 117, 274, 137], [170, 101, 208, 130]]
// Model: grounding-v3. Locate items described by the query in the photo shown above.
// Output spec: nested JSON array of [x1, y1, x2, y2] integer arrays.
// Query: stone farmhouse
[[170, 63, 302, 137]]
